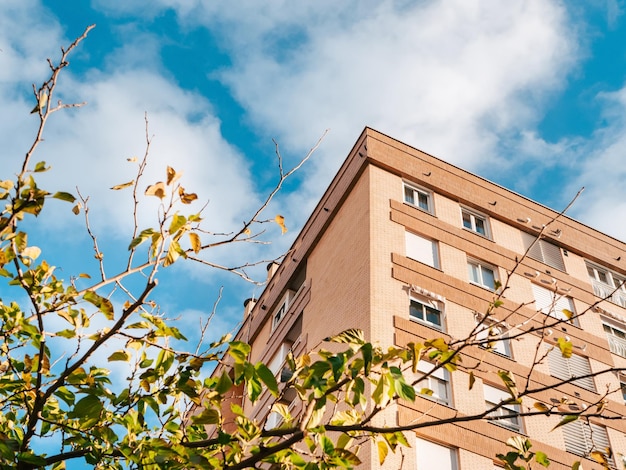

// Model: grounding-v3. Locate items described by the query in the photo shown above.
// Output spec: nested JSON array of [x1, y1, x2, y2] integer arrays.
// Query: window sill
[[403, 201, 436, 217], [469, 281, 496, 292], [409, 317, 444, 332], [461, 227, 493, 241]]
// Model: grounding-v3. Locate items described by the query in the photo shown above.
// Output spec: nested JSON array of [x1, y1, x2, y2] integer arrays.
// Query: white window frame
[[416, 438, 458, 470], [531, 284, 577, 325], [476, 320, 512, 357], [521, 232, 565, 271], [547, 347, 596, 392], [483, 384, 522, 432], [403, 182, 433, 214], [410, 295, 444, 331], [416, 361, 451, 406], [268, 341, 292, 377], [271, 290, 295, 330], [587, 262, 626, 308], [468, 258, 498, 291], [461, 207, 490, 238], [562, 420, 613, 465], [602, 318, 626, 358], [405, 231, 439, 268]]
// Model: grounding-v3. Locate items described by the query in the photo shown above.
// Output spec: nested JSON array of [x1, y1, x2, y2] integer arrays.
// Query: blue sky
[[2, 0, 626, 396], [1, 0, 626, 466], [2, 0, 626, 341]]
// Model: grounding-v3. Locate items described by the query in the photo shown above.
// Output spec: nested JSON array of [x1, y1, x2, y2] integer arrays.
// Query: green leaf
[[33, 161, 49, 172], [169, 214, 187, 235], [535, 451, 550, 467], [325, 328, 365, 345], [255, 363, 278, 395], [52, 191, 76, 203], [108, 351, 130, 362], [71, 395, 103, 420], [571, 461, 581, 470], [128, 228, 157, 250], [215, 371, 233, 395], [228, 342, 251, 364], [191, 408, 220, 425], [497, 370, 518, 399], [83, 290, 114, 320], [551, 414, 578, 431], [533, 402, 550, 413], [17, 452, 47, 466], [54, 329, 76, 338]]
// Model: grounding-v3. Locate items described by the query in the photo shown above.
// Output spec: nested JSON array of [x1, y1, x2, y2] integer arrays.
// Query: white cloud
[[567, 85, 626, 241]]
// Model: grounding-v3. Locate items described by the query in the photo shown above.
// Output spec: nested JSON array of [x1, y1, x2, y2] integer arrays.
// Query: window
[[416, 361, 451, 406], [416, 438, 457, 470], [531, 284, 577, 324], [562, 421, 613, 465], [410, 297, 444, 330], [587, 263, 626, 308], [547, 347, 596, 391], [268, 342, 292, 376], [484, 384, 522, 432], [403, 183, 433, 213], [602, 320, 626, 358], [476, 320, 512, 357], [468, 259, 497, 291], [621, 377, 626, 403], [461, 208, 489, 237], [271, 290, 295, 330], [521, 232, 565, 271], [405, 231, 439, 268]]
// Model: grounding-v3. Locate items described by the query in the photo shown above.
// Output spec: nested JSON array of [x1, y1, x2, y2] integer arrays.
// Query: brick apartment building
[[227, 128, 626, 469]]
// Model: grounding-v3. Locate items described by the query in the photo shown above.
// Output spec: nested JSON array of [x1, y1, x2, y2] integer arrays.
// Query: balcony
[[606, 334, 626, 358], [591, 280, 626, 308]]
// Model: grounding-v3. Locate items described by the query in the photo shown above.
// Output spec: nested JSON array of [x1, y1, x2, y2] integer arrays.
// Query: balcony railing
[[591, 280, 626, 308], [607, 334, 626, 358]]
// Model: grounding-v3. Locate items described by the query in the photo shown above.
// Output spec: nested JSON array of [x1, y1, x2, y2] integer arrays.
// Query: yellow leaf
[[243, 227, 251, 235], [72, 203, 81, 215], [534, 402, 550, 413], [275, 214, 287, 234], [145, 182, 166, 199], [127, 156, 137, 162], [178, 186, 198, 204], [377, 441, 389, 466], [167, 166, 183, 185], [110, 180, 134, 190], [589, 450, 608, 465], [189, 232, 201, 253]]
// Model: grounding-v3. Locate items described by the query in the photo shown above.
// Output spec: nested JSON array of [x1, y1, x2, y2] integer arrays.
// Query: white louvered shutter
[[547, 347, 595, 391], [563, 421, 612, 465], [522, 232, 565, 271], [532, 284, 576, 324]]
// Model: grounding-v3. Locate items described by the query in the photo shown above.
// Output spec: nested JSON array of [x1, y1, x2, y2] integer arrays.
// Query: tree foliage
[[0, 26, 624, 470]]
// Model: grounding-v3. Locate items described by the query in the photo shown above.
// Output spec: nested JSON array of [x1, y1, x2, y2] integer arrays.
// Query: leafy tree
[[1, 26, 624, 470]]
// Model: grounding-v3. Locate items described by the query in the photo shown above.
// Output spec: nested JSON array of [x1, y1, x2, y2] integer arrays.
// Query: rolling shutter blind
[[532, 284, 576, 323], [563, 421, 612, 464], [522, 232, 565, 271], [406, 232, 439, 268], [547, 347, 595, 391]]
